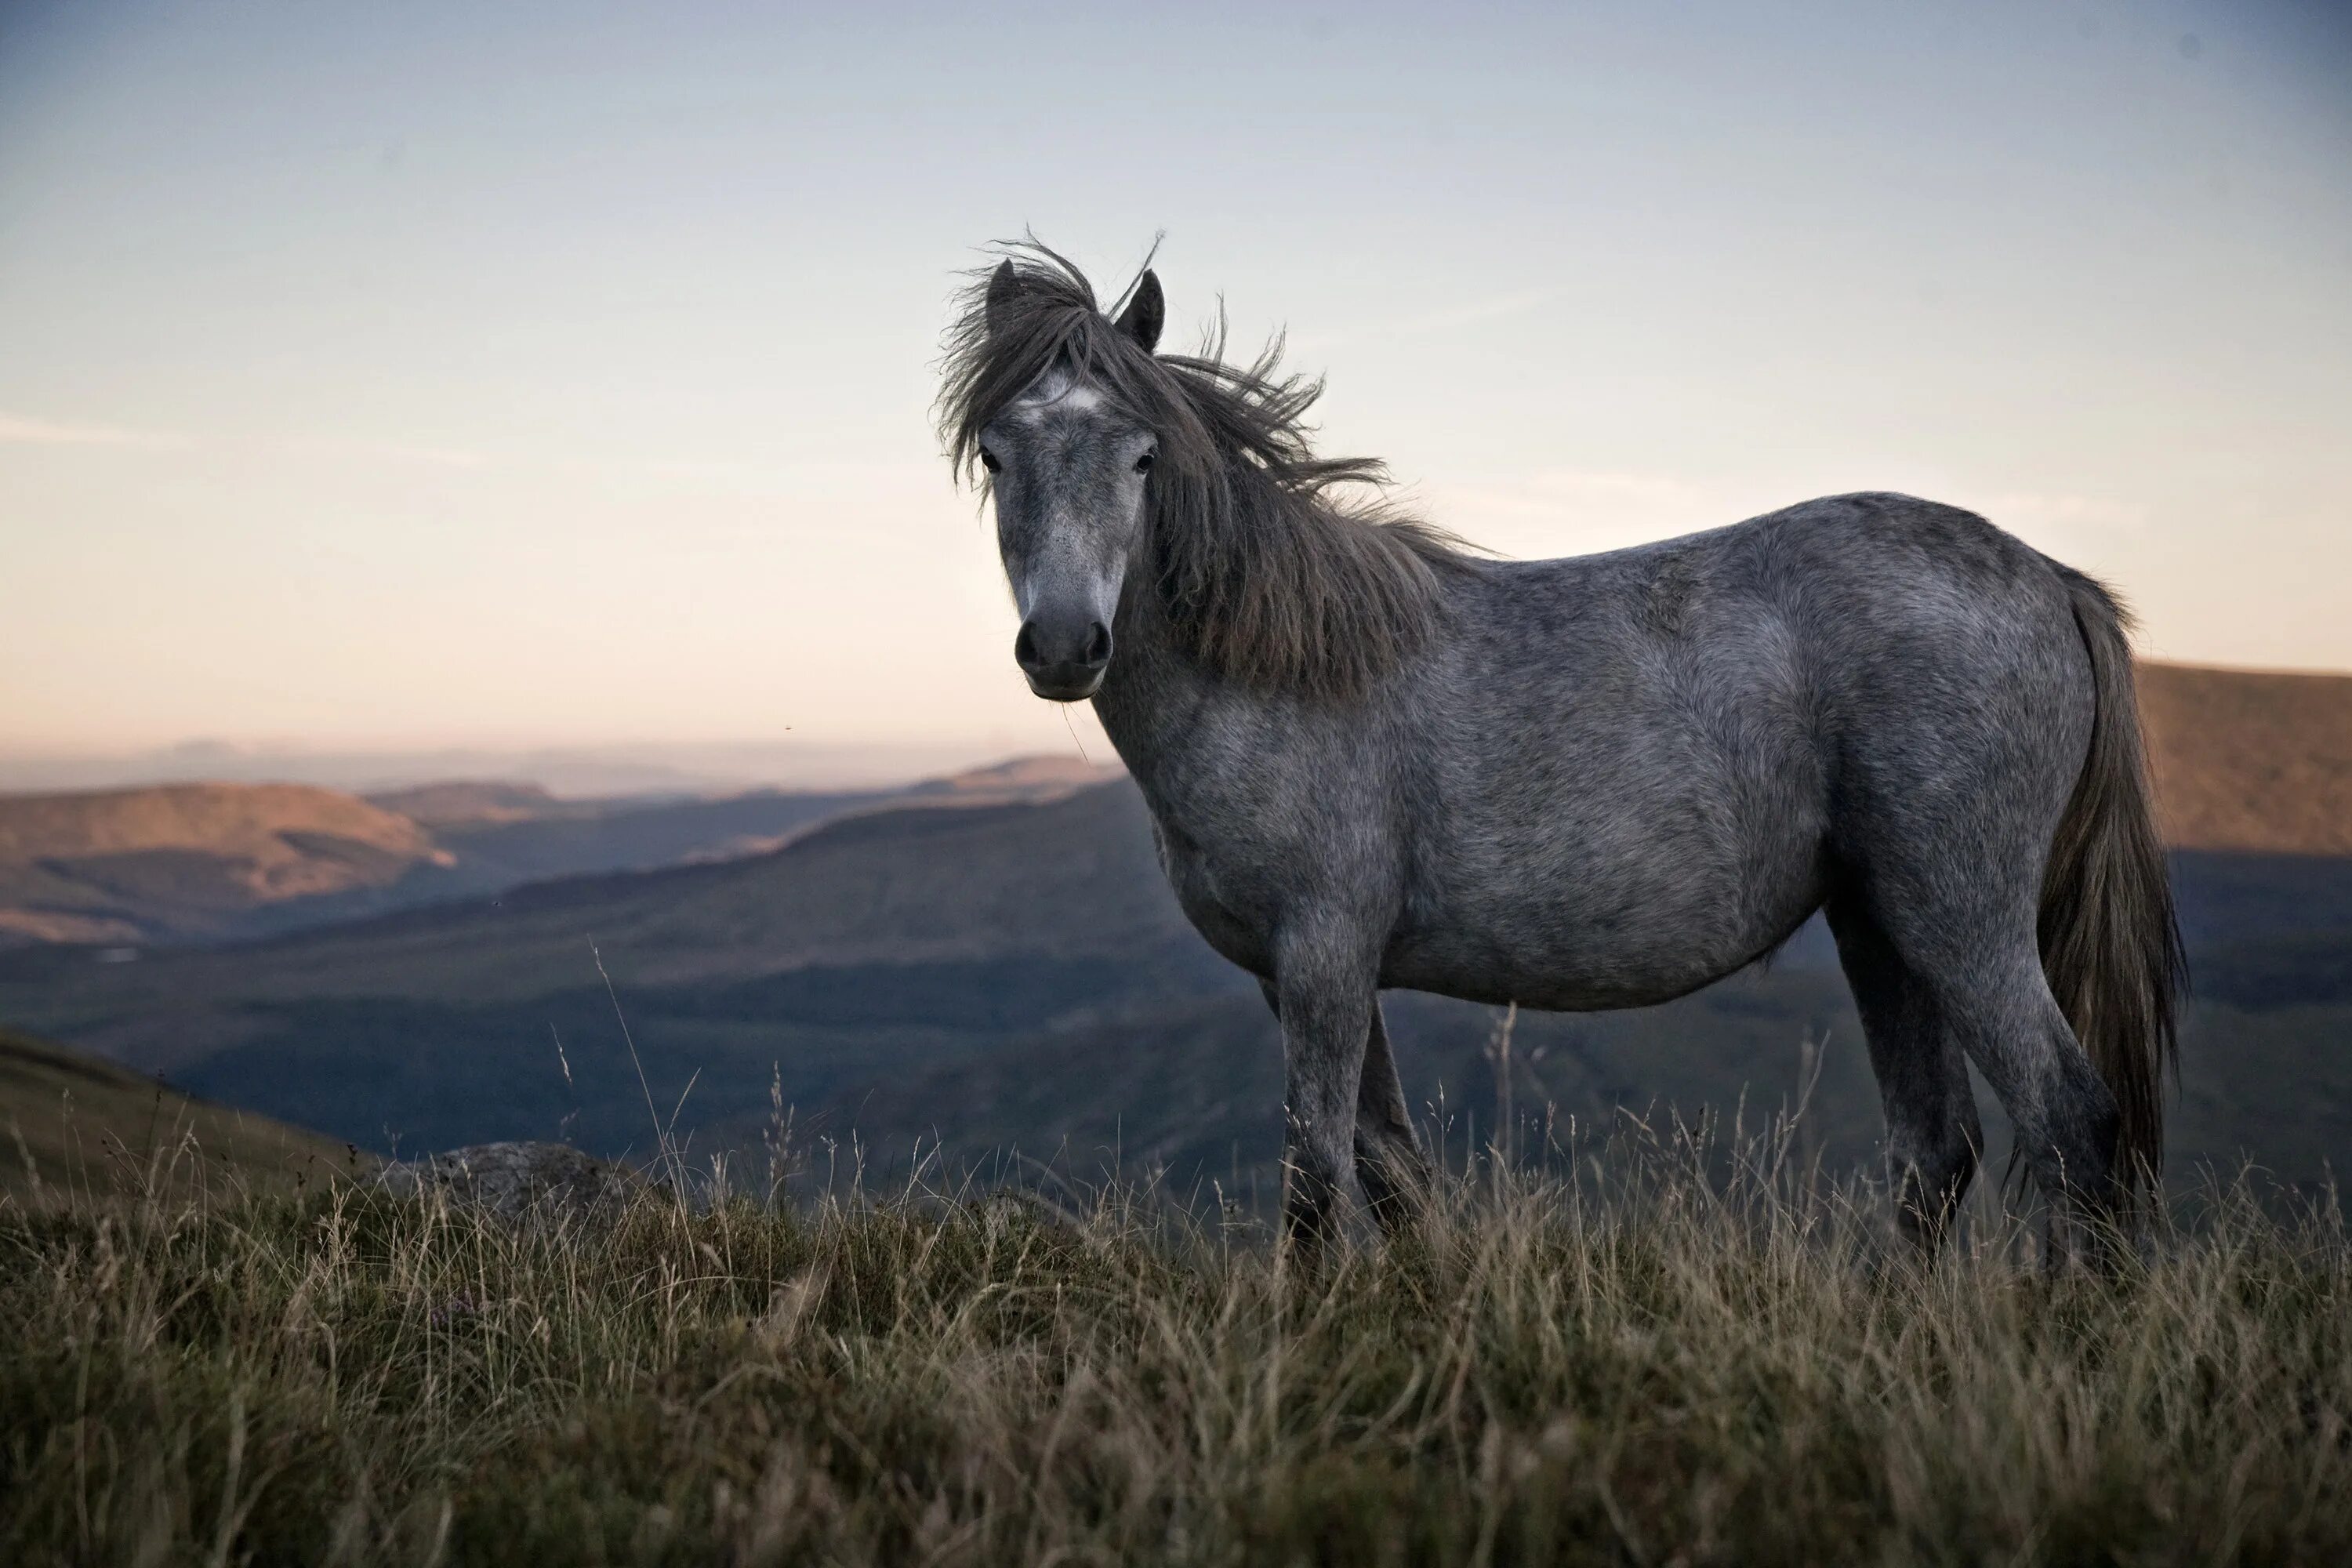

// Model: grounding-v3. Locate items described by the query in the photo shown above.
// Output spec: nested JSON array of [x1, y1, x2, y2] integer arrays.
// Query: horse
[[936, 245, 2183, 1256]]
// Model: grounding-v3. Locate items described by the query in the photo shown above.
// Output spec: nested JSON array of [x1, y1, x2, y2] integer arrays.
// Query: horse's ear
[[1116, 269, 1164, 354], [985, 260, 1024, 336]]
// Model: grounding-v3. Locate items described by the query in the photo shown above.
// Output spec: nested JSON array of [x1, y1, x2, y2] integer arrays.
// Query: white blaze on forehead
[[1011, 368, 1105, 420]]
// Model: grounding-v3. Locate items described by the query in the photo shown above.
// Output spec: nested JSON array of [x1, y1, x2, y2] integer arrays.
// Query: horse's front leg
[[1268, 923, 1379, 1258], [1258, 979, 1427, 1239]]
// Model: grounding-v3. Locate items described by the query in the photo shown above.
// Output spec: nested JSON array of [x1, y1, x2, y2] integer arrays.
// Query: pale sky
[[2, 0, 2347, 775]]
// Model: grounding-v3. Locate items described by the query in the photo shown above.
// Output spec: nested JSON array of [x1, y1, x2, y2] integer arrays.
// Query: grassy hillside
[[1, 1152, 2347, 1565], [2141, 661, 2352, 854], [0, 1026, 365, 1204]]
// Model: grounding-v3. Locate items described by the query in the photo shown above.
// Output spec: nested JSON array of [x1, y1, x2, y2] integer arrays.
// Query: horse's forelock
[[938, 242, 1473, 701]]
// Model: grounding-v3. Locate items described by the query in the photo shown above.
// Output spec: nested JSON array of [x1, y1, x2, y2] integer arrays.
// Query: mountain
[[409, 757, 1120, 891], [394, 785, 896, 890], [901, 755, 1122, 802], [0, 759, 1116, 950], [363, 780, 584, 828], [0, 1025, 365, 1204], [0, 784, 451, 946]]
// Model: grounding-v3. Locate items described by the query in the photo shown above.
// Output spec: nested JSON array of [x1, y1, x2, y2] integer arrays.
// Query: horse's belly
[[1381, 937, 1744, 1011], [1381, 866, 1820, 1010]]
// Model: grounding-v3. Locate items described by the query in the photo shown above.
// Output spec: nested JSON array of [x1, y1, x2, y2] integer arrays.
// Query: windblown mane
[[937, 243, 1474, 700]]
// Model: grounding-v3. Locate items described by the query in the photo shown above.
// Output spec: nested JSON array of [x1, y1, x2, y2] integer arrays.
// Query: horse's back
[[1458, 492, 2091, 769], [1391, 494, 2092, 1007]]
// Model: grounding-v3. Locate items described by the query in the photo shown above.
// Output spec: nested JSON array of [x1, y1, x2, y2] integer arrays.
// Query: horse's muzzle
[[1014, 615, 1111, 702]]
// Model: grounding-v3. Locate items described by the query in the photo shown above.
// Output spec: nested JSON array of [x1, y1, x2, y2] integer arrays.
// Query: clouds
[[0, 417, 496, 470], [1294, 288, 1557, 354], [0, 412, 192, 450]]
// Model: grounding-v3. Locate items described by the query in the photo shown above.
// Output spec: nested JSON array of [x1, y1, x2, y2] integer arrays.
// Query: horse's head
[[975, 261, 1165, 702]]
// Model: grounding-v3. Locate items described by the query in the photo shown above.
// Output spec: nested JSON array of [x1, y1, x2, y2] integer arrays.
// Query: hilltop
[[0, 758, 1118, 950], [0, 783, 449, 946]]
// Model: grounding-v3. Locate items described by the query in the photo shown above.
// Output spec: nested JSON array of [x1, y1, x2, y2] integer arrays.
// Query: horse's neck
[[1090, 587, 1210, 787]]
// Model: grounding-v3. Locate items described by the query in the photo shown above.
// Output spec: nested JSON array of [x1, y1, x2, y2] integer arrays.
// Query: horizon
[[0, 733, 1040, 797], [0, 650, 2340, 799], [4, 1, 2348, 767]]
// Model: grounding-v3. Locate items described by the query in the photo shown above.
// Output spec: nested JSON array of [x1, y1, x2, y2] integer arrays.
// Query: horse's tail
[[2038, 565, 2185, 1192]]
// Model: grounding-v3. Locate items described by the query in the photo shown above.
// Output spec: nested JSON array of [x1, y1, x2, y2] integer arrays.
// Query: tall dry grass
[[1, 1119, 2347, 1566]]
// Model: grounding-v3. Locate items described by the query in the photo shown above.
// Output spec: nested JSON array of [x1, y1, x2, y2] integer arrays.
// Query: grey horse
[[938, 245, 2181, 1254]]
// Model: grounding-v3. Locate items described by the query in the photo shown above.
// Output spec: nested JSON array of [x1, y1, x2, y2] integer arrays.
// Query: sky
[[2, 0, 2347, 786]]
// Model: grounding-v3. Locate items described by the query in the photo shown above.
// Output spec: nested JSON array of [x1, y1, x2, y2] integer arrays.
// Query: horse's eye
[[980, 448, 1001, 474], [1134, 452, 1155, 475]]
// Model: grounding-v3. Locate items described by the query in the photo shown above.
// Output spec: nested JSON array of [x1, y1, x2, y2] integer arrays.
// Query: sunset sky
[[2, 1, 2347, 782]]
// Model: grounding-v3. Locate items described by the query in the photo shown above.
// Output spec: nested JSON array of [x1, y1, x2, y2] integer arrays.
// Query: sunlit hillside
[[2140, 662, 2352, 855]]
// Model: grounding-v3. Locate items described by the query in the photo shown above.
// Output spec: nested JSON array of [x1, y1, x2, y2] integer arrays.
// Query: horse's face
[[981, 369, 1158, 702]]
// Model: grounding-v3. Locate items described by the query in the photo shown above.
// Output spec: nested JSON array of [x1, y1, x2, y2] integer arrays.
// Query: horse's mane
[[937, 242, 1475, 701]]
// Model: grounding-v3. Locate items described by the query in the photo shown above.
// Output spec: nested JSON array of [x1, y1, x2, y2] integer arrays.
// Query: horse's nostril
[[1013, 621, 1041, 670], [1083, 622, 1112, 666]]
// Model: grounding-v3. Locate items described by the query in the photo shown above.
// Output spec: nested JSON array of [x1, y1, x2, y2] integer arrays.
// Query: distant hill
[[0, 1026, 365, 1204], [408, 785, 895, 889], [2140, 662, 2352, 855], [0, 783, 451, 946], [412, 760, 1119, 892], [0, 758, 1116, 949], [902, 756, 1123, 802], [363, 780, 589, 828]]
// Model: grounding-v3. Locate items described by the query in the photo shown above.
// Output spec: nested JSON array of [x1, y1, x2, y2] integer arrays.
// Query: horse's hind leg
[[1948, 956, 2123, 1260], [1826, 898, 1984, 1251], [1353, 1002, 1432, 1236], [1838, 880, 2123, 1260]]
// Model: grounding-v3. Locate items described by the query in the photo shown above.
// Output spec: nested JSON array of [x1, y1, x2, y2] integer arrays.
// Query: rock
[[379, 1142, 651, 1227]]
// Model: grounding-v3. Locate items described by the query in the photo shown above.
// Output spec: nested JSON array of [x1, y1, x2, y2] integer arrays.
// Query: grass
[[1, 1025, 368, 1208], [1, 1123, 2347, 1567]]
